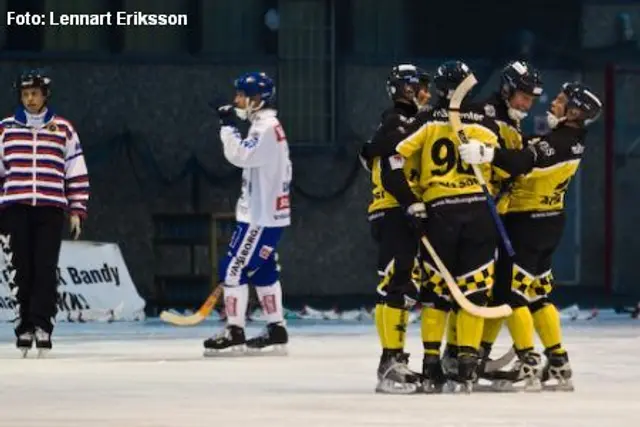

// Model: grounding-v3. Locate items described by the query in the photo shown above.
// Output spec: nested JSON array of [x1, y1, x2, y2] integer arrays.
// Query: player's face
[[21, 87, 46, 114], [417, 85, 431, 107], [234, 91, 249, 110], [550, 92, 568, 118], [510, 91, 536, 112]]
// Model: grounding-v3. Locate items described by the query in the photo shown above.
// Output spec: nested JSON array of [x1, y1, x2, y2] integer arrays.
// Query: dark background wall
[[0, 0, 638, 310]]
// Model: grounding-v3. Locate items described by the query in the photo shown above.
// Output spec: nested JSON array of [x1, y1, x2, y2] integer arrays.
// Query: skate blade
[[542, 379, 574, 392], [422, 380, 444, 394], [245, 344, 288, 357], [18, 347, 30, 358], [522, 378, 543, 392], [375, 379, 420, 395], [473, 381, 515, 393], [203, 344, 247, 358], [36, 348, 50, 359], [475, 377, 542, 393], [443, 380, 473, 394]]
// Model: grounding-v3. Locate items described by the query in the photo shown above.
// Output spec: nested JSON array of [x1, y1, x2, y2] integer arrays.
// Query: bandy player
[[204, 72, 292, 356]]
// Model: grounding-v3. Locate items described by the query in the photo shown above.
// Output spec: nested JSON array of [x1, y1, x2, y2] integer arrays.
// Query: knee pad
[[510, 263, 536, 305], [456, 260, 495, 297], [420, 260, 448, 301], [527, 271, 555, 302]]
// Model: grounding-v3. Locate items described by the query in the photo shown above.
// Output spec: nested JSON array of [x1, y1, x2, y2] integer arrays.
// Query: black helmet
[[562, 82, 602, 126], [433, 60, 472, 100], [500, 60, 543, 100], [386, 64, 429, 102], [15, 69, 51, 99]]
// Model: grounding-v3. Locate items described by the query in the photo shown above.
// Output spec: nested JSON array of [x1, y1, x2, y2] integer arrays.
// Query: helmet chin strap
[[235, 99, 265, 121], [506, 99, 528, 121], [546, 111, 566, 129], [507, 107, 527, 121]]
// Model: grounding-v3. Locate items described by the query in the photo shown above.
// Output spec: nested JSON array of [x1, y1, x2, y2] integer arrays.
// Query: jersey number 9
[[431, 138, 474, 176]]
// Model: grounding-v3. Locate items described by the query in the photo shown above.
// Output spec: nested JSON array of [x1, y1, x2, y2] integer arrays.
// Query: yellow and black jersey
[[473, 93, 523, 208], [476, 93, 523, 150], [361, 102, 423, 214], [394, 106, 500, 204], [368, 153, 421, 213], [492, 124, 587, 213]]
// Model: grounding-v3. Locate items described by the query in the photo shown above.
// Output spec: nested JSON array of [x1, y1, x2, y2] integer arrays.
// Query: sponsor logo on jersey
[[274, 123, 287, 142], [388, 154, 405, 170], [242, 136, 259, 149], [259, 245, 274, 260], [571, 142, 585, 155], [537, 140, 555, 157], [484, 104, 496, 117], [276, 195, 290, 210]]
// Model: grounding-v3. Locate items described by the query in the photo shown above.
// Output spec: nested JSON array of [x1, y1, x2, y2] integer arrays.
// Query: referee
[[0, 69, 90, 357]]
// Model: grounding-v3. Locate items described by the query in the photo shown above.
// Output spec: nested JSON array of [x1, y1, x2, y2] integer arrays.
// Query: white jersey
[[220, 109, 292, 228]]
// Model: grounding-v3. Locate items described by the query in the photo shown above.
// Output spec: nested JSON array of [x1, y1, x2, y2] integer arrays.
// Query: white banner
[[0, 240, 146, 322]]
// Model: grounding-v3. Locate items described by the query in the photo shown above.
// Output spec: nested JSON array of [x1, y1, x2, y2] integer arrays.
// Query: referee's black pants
[[2, 204, 64, 335]]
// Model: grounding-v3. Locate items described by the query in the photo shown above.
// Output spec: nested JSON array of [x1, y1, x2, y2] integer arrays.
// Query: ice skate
[[377, 352, 420, 381], [203, 325, 246, 357], [484, 351, 542, 392], [245, 322, 288, 356], [441, 345, 458, 379], [474, 346, 518, 392], [541, 351, 574, 392], [444, 352, 478, 394], [34, 327, 52, 358], [16, 331, 33, 358], [375, 351, 421, 394], [421, 353, 446, 393]]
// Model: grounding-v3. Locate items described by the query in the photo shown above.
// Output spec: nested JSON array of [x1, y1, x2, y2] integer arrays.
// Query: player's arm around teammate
[[460, 82, 602, 391], [393, 61, 502, 392], [470, 61, 544, 380]]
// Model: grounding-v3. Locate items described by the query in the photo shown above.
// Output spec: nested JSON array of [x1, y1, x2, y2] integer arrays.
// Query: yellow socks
[[532, 303, 565, 354], [446, 310, 458, 348], [481, 317, 504, 347], [505, 306, 535, 351], [421, 307, 447, 355], [382, 305, 408, 350], [456, 309, 484, 353]]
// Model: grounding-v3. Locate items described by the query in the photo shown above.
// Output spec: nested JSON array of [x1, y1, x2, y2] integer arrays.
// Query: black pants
[[370, 207, 420, 308], [493, 211, 565, 307], [1, 204, 64, 334], [420, 198, 497, 307]]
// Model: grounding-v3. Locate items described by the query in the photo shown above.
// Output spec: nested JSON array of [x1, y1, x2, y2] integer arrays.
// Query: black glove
[[406, 202, 428, 236], [209, 98, 239, 127]]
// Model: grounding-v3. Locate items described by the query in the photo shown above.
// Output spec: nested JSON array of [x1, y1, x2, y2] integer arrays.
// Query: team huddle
[[1, 62, 601, 401], [360, 60, 602, 394]]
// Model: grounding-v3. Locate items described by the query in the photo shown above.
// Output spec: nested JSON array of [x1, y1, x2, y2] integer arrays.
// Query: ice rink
[[0, 317, 638, 427]]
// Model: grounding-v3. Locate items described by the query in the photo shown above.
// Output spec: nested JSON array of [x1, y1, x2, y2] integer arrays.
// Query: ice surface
[[0, 318, 638, 427]]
